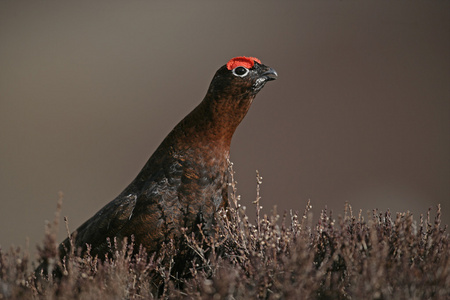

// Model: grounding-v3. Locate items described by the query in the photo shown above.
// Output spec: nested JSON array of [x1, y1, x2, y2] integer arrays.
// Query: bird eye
[[232, 66, 249, 77]]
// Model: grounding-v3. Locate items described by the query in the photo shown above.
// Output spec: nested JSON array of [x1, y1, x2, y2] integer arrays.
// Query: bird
[[37, 56, 277, 274]]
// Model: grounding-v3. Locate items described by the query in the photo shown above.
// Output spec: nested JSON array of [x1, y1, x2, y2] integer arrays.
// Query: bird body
[[53, 56, 277, 261]]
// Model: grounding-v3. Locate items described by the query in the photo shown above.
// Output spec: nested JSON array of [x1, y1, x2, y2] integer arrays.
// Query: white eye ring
[[232, 66, 249, 77]]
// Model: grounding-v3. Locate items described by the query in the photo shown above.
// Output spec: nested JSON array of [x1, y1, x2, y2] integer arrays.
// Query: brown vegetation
[[1, 166, 448, 299]]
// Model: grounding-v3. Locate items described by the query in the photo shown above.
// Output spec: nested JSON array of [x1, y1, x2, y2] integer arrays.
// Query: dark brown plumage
[[39, 56, 277, 273]]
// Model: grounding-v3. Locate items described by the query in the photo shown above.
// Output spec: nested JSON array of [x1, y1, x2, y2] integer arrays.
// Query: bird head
[[207, 56, 278, 100]]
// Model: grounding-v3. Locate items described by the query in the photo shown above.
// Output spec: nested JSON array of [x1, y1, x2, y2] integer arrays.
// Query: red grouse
[[40, 56, 277, 270]]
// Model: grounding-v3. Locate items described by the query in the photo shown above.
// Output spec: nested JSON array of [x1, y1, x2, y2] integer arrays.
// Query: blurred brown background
[[1, 1, 449, 259]]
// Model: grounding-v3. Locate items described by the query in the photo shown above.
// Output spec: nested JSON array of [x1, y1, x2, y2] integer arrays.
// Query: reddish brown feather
[[36, 57, 276, 279]]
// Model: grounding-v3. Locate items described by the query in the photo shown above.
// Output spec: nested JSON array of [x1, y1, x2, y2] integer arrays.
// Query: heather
[[1, 167, 448, 299]]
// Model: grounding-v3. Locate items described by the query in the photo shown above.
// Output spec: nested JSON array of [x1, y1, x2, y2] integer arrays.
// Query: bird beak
[[253, 66, 278, 92], [259, 67, 278, 82]]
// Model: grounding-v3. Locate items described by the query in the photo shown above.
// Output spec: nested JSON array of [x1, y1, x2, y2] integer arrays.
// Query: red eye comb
[[226, 56, 261, 70]]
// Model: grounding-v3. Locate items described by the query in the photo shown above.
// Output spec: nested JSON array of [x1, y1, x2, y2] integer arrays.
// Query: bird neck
[[173, 93, 254, 151], [127, 93, 254, 191]]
